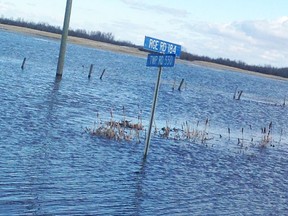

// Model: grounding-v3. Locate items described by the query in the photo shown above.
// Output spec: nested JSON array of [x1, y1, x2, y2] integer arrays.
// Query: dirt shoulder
[[185, 60, 288, 81], [1, 23, 286, 81], [0, 23, 148, 57]]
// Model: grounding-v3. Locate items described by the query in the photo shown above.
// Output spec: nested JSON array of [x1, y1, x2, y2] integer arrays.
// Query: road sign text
[[144, 36, 181, 57], [146, 54, 175, 67]]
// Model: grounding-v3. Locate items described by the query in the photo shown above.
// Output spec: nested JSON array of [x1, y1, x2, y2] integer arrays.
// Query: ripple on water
[[0, 30, 287, 215]]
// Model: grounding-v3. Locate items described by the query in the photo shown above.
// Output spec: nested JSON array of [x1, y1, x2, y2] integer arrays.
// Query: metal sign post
[[143, 36, 181, 158], [144, 66, 162, 158]]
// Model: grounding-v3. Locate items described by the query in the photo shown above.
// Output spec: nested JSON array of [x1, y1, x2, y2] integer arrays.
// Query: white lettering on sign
[[148, 39, 177, 55], [159, 41, 177, 54], [150, 55, 158, 65], [144, 36, 181, 57], [149, 39, 159, 51], [159, 42, 167, 53], [146, 54, 175, 67], [168, 44, 177, 54], [164, 55, 174, 66], [158, 56, 164, 65]]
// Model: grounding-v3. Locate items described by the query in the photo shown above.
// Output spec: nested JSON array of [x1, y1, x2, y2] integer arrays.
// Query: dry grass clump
[[84, 107, 143, 143], [157, 119, 213, 144], [259, 122, 273, 147], [84, 107, 281, 151]]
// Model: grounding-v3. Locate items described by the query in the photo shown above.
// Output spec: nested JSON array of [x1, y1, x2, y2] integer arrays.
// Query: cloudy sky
[[1, 0, 288, 67]]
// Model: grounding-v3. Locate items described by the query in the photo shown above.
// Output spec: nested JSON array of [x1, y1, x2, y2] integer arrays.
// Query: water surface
[[0, 30, 287, 215]]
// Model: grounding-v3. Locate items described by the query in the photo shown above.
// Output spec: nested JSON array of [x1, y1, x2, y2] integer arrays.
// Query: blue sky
[[1, 0, 288, 67]]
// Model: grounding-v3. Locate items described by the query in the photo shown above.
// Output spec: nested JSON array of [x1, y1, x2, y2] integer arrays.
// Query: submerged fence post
[[21, 57, 26, 70], [233, 86, 238, 99], [178, 79, 184, 91], [144, 66, 163, 158], [56, 0, 73, 78], [100, 69, 106, 80], [88, 64, 94, 78]]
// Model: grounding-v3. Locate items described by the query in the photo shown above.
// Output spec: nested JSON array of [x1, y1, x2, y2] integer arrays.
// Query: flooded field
[[0, 29, 287, 215]]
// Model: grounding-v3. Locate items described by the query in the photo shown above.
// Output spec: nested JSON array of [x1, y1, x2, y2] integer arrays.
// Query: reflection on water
[[0, 30, 287, 215]]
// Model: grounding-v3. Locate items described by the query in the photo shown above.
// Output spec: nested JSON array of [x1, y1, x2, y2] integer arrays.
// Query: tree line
[[0, 17, 135, 47], [1, 17, 287, 78], [180, 51, 288, 78]]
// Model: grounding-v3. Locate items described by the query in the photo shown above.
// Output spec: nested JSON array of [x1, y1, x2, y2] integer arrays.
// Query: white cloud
[[1, 0, 287, 67], [120, 0, 189, 17], [0, 1, 15, 12], [179, 17, 288, 67]]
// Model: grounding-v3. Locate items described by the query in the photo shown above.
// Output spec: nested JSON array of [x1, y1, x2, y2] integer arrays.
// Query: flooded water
[[0, 29, 287, 215]]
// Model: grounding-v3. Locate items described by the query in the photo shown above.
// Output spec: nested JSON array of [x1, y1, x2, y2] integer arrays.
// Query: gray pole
[[56, 0, 73, 77], [144, 66, 163, 158]]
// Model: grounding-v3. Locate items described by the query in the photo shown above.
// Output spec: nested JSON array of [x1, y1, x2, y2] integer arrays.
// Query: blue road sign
[[146, 54, 175, 67], [143, 36, 181, 58]]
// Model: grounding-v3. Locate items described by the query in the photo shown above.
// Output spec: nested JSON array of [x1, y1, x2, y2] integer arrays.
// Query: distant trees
[[1, 16, 287, 78], [0, 16, 135, 47], [180, 51, 288, 78], [0, 17, 62, 34]]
